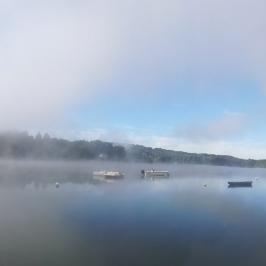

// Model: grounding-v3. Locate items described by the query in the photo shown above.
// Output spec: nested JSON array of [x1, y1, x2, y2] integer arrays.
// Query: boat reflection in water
[[228, 181, 253, 188]]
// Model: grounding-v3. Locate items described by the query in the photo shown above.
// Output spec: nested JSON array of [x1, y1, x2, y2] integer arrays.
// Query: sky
[[1, 0, 266, 159]]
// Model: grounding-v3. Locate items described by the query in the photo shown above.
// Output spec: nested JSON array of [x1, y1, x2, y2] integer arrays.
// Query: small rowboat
[[228, 181, 252, 188]]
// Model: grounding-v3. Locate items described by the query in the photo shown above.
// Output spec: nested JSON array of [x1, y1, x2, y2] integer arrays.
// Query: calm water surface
[[0, 160, 266, 266]]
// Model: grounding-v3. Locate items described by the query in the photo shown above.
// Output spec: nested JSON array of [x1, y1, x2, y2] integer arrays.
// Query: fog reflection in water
[[0, 160, 265, 266]]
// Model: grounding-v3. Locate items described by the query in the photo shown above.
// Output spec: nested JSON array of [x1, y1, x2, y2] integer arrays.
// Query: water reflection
[[0, 160, 265, 265]]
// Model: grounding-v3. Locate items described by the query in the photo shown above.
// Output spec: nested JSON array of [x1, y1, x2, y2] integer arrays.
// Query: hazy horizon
[[0, 131, 265, 162]]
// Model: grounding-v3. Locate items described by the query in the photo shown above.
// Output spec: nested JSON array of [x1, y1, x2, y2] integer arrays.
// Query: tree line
[[0, 131, 265, 168], [0, 132, 126, 160]]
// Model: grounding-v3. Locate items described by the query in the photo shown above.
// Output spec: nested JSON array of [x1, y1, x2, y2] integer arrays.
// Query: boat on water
[[141, 169, 170, 178], [93, 171, 124, 181], [228, 181, 252, 188]]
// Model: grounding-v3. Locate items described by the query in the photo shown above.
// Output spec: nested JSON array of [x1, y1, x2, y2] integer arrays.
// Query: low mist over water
[[0, 160, 265, 265]]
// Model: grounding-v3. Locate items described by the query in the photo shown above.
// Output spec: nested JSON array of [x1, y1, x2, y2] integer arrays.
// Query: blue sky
[[65, 76, 266, 159], [1, 0, 266, 158]]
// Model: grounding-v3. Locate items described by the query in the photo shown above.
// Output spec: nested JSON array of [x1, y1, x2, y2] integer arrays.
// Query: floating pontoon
[[93, 171, 124, 181], [141, 169, 170, 178]]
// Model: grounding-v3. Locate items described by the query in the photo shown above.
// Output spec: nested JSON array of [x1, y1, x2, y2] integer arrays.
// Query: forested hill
[[0, 131, 266, 168]]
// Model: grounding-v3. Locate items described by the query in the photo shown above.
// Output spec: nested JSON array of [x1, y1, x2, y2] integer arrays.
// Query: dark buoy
[[141, 170, 145, 178], [55, 182, 60, 188]]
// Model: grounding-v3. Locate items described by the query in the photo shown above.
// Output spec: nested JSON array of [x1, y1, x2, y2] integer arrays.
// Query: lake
[[0, 160, 266, 265]]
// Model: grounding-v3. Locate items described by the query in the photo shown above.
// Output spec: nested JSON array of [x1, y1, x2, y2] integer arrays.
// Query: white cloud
[[178, 112, 249, 142], [0, 0, 266, 135], [0, 0, 119, 128]]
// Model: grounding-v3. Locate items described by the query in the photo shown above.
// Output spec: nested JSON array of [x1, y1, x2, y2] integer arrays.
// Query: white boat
[[141, 170, 170, 178], [93, 171, 124, 181]]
